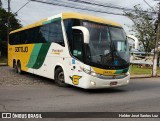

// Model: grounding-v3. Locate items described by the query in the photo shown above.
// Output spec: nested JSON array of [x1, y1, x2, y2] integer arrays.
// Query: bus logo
[[70, 75, 82, 85]]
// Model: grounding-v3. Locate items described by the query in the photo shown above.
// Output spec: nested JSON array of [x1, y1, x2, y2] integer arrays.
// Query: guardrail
[[130, 52, 160, 67]]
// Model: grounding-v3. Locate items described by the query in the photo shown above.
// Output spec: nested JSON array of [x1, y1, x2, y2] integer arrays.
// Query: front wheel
[[55, 67, 67, 87]]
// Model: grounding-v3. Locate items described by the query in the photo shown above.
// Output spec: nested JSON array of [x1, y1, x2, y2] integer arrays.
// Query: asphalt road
[[0, 66, 160, 120]]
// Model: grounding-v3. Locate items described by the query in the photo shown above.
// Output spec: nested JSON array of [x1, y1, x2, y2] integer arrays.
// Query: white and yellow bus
[[8, 12, 130, 89]]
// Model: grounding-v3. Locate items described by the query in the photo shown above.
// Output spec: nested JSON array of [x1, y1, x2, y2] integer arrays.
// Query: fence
[[130, 52, 160, 67]]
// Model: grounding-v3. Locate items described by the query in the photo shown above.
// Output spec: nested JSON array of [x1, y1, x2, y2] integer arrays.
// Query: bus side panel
[[30, 43, 70, 80], [8, 44, 14, 68], [8, 44, 35, 72]]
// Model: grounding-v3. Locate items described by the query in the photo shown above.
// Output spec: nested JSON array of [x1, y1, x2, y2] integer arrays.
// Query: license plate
[[110, 81, 117, 86]]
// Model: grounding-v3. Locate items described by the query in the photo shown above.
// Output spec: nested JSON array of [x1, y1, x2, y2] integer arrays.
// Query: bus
[[8, 12, 130, 89]]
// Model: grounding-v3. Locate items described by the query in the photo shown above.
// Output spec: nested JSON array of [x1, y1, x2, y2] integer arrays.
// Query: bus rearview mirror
[[72, 26, 90, 44]]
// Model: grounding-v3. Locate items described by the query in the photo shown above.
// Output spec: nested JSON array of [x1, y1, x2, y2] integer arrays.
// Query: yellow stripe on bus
[[92, 67, 117, 76], [62, 12, 122, 27], [10, 12, 121, 34], [10, 18, 48, 34]]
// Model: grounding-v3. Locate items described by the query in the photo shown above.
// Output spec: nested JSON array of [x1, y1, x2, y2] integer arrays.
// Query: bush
[[0, 40, 7, 57]]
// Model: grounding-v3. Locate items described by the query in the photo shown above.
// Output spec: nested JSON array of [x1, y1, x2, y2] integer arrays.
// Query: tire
[[17, 61, 22, 74], [13, 61, 18, 73], [55, 67, 67, 87]]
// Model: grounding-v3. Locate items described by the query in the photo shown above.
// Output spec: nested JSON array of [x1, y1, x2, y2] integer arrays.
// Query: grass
[[0, 56, 8, 63], [130, 65, 160, 76]]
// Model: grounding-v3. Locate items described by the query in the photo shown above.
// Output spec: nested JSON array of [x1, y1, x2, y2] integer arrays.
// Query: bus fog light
[[127, 80, 129, 83], [91, 81, 96, 86]]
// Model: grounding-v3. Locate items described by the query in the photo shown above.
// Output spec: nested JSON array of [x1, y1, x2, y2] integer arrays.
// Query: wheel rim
[[18, 66, 20, 72], [14, 63, 16, 69], [58, 71, 64, 83], [17, 63, 21, 73]]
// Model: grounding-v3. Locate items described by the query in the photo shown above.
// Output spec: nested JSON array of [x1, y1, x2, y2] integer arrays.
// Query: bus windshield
[[64, 19, 129, 69], [83, 21, 129, 69]]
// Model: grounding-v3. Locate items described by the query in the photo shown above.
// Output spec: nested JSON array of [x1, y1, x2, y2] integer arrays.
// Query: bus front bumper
[[82, 73, 130, 89]]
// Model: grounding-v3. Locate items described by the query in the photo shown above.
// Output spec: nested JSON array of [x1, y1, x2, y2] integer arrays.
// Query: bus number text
[[15, 47, 28, 53]]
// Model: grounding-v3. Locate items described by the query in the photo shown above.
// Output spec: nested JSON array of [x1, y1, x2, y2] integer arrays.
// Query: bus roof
[[10, 12, 122, 34], [62, 12, 122, 27]]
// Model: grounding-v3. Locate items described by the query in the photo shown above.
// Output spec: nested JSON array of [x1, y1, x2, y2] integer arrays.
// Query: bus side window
[[35, 27, 40, 43], [49, 20, 64, 46], [15, 33, 19, 45], [39, 25, 48, 43], [72, 29, 84, 61], [9, 34, 15, 45]]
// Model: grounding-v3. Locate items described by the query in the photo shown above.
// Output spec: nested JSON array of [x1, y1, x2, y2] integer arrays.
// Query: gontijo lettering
[[15, 46, 28, 52]]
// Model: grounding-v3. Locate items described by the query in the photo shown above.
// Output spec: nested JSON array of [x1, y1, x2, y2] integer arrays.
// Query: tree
[[125, 5, 156, 53], [0, 7, 22, 57], [0, 0, 2, 8]]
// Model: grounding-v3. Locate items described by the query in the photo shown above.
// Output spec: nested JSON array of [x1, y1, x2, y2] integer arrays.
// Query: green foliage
[[0, 0, 2, 8], [130, 65, 160, 75], [0, 7, 22, 56], [0, 56, 7, 63], [0, 40, 7, 57], [125, 4, 156, 53]]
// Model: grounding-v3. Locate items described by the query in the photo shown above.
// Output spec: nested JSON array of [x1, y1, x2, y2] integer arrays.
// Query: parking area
[[0, 66, 54, 86]]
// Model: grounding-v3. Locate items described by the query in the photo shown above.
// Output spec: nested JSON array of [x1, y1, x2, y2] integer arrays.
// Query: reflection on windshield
[[83, 21, 129, 68], [109, 27, 129, 64], [83, 22, 111, 63]]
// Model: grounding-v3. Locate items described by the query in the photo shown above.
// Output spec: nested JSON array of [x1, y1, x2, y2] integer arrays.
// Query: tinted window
[[49, 20, 63, 43], [109, 27, 126, 41], [40, 20, 64, 44], [40, 24, 49, 43], [72, 29, 84, 61], [9, 34, 15, 45], [64, 19, 81, 52], [9, 19, 64, 45]]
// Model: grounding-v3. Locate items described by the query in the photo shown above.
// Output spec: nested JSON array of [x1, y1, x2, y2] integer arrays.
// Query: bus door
[[69, 29, 84, 86]]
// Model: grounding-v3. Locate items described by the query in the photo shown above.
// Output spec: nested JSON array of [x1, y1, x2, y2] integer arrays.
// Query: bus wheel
[[55, 67, 67, 87], [13, 61, 17, 73], [17, 61, 22, 74]]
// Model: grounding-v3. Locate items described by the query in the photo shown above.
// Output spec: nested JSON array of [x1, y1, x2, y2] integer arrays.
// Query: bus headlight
[[82, 68, 97, 77], [83, 68, 90, 74], [91, 72, 97, 76]]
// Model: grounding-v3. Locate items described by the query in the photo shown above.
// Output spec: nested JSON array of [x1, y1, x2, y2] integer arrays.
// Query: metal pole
[[7, 0, 10, 65], [7, 0, 10, 43], [152, 2, 160, 76]]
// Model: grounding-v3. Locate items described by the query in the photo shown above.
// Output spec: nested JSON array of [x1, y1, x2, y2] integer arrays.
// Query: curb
[[130, 75, 160, 79], [130, 76, 151, 79], [0, 63, 8, 66]]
